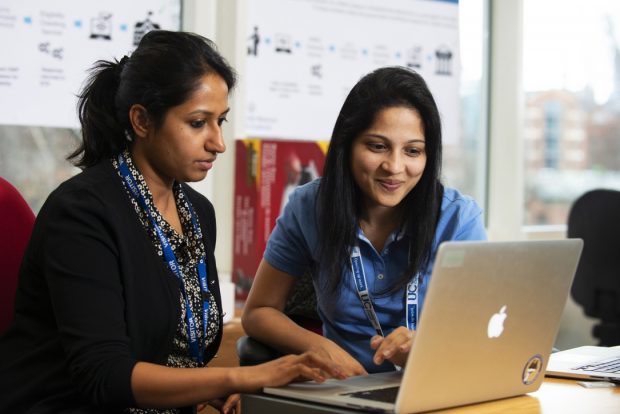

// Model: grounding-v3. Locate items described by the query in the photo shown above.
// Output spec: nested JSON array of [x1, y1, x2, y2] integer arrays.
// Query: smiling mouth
[[378, 180, 402, 191]]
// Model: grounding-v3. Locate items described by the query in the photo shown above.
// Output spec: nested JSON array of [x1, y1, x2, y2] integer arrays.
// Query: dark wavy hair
[[68, 30, 237, 168], [316, 66, 444, 294]]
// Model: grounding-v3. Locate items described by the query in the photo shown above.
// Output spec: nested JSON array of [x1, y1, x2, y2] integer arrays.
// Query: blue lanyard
[[117, 153, 210, 363], [350, 245, 418, 336]]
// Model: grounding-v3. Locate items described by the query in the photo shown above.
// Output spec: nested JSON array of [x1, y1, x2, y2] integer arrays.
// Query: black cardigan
[[0, 161, 223, 413]]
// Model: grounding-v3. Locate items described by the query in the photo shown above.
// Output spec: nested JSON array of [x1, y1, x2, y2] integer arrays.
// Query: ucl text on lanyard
[[117, 153, 210, 364], [350, 245, 419, 337]]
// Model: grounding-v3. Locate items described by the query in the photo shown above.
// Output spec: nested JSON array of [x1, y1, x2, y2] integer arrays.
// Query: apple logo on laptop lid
[[487, 305, 507, 338]]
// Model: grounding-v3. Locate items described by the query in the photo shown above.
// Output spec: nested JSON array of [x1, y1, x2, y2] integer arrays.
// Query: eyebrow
[[188, 108, 231, 117], [364, 133, 425, 144]]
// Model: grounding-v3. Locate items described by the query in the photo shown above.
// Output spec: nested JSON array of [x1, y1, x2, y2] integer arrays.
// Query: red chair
[[0, 177, 35, 334]]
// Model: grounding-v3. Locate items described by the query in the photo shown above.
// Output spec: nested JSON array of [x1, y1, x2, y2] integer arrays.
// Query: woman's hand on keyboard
[[310, 338, 369, 377], [370, 326, 415, 368]]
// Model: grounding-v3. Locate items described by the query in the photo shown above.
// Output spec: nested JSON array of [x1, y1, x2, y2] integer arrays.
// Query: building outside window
[[523, 0, 620, 226]]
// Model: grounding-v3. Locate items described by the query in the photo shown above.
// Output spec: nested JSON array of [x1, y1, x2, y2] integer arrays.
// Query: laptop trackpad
[[342, 385, 400, 403]]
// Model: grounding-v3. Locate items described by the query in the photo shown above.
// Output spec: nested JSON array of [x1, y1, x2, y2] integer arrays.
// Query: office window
[[543, 100, 561, 169], [523, 0, 620, 226], [0, 126, 79, 213], [443, 0, 488, 206]]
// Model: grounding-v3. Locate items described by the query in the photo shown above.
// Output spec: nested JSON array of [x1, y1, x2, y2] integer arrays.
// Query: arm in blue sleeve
[[264, 184, 317, 277]]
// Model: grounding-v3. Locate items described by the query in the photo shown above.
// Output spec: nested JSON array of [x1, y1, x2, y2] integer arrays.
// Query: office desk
[[241, 377, 620, 413]]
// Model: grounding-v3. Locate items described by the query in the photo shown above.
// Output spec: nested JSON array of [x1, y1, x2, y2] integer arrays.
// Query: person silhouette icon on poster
[[248, 26, 260, 56]]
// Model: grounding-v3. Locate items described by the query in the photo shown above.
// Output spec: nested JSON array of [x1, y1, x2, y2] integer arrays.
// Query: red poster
[[233, 139, 328, 300]]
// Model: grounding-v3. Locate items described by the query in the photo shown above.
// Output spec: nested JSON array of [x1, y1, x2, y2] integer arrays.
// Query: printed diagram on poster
[[245, 0, 461, 143], [233, 139, 328, 300], [0, 0, 180, 129]]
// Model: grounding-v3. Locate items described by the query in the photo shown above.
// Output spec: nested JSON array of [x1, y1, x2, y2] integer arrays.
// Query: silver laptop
[[546, 345, 620, 382], [263, 239, 584, 413]]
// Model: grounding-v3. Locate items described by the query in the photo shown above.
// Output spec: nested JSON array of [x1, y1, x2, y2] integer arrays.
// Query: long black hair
[[68, 30, 237, 168], [317, 66, 443, 294]]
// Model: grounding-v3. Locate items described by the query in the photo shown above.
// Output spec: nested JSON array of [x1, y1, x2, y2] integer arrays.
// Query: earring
[[124, 129, 133, 142]]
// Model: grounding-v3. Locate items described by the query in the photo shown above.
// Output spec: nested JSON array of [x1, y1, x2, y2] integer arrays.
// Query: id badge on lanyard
[[117, 153, 211, 364], [350, 245, 419, 336]]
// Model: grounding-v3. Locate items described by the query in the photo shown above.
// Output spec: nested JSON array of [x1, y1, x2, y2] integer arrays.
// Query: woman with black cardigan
[[0, 30, 345, 414]]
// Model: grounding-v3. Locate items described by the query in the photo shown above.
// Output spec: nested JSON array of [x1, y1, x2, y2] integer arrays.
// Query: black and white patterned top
[[113, 150, 220, 414]]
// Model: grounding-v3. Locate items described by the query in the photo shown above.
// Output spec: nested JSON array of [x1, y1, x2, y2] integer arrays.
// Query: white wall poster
[[0, 0, 180, 129], [245, 0, 461, 143]]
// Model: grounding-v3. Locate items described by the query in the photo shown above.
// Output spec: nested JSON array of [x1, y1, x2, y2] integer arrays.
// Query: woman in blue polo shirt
[[242, 66, 487, 375]]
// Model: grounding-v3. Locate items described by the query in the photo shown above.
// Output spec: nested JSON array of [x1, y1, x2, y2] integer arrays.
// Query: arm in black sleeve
[[43, 186, 136, 407]]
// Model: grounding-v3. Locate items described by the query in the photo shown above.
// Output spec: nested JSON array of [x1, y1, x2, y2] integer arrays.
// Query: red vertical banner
[[233, 139, 328, 300]]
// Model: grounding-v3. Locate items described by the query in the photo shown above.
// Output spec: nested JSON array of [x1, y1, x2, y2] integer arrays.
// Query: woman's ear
[[128, 104, 150, 139]]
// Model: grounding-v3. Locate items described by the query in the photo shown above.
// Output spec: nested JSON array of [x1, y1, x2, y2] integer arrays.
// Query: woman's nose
[[206, 126, 226, 154], [382, 152, 403, 173]]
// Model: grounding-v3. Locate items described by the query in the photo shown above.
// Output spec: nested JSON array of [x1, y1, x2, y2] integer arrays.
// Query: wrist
[[226, 367, 244, 393], [228, 366, 258, 394]]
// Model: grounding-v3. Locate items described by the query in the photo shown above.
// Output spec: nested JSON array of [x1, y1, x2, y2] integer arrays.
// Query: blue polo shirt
[[264, 179, 487, 372]]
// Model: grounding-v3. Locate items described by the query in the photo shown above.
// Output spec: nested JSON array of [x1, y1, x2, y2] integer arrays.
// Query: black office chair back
[[567, 189, 620, 345], [237, 268, 321, 366]]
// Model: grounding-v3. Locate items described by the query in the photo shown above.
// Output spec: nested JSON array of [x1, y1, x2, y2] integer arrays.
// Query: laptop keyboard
[[342, 386, 400, 403], [574, 357, 620, 373]]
